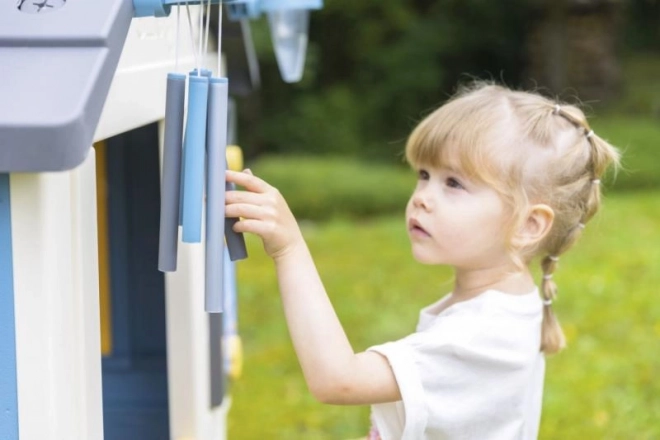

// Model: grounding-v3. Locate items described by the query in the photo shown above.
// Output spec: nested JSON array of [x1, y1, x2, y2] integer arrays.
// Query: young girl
[[224, 83, 620, 439]]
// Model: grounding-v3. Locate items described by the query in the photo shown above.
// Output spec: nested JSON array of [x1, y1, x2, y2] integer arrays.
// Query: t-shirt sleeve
[[367, 339, 428, 439], [367, 314, 536, 439]]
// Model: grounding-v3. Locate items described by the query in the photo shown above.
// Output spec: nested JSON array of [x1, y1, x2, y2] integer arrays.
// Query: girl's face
[[405, 164, 513, 270]]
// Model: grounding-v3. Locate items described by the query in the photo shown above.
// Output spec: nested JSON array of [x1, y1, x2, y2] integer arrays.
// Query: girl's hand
[[225, 169, 304, 260]]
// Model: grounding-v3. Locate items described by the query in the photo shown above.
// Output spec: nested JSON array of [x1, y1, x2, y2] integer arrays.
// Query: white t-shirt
[[367, 289, 545, 440]]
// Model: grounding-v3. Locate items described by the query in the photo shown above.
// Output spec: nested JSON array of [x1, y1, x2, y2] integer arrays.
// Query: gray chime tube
[[205, 77, 229, 312], [158, 72, 186, 272]]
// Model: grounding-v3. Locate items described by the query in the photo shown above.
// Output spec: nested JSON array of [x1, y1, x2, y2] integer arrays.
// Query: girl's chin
[[410, 248, 445, 265]]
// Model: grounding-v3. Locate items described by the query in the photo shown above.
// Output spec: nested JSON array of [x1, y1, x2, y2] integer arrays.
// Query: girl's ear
[[511, 204, 555, 250]]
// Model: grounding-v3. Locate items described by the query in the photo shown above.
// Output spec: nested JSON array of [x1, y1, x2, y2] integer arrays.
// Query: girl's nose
[[411, 189, 432, 211]]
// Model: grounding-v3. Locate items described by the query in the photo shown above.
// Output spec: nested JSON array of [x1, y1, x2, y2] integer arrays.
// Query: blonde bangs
[[405, 88, 516, 192]]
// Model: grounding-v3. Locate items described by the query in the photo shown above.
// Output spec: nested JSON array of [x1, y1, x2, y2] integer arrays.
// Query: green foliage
[[238, 0, 531, 161], [592, 115, 660, 192], [240, 109, 660, 223], [228, 192, 660, 439], [623, 0, 660, 51], [245, 109, 660, 223], [237, 1, 656, 164], [604, 54, 660, 117], [248, 155, 414, 221]]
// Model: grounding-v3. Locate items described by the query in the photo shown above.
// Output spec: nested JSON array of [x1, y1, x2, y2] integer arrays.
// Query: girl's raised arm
[[225, 169, 401, 405]]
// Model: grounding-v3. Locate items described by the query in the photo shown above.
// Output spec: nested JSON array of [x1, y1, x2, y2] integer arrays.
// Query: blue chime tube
[[181, 74, 210, 243], [205, 77, 229, 312], [180, 69, 213, 226], [225, 178, 248, 261], [158, 73, 186, 272]]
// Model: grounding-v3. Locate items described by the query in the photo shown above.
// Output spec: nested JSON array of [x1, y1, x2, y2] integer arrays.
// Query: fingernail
[[244, 168, 253, 175]]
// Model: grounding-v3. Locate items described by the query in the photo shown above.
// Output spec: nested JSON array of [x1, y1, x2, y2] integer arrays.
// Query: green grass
[[227, 191, 660, 439]]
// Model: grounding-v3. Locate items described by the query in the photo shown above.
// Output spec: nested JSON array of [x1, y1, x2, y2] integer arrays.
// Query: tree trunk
[[525, 0, 623, 104]]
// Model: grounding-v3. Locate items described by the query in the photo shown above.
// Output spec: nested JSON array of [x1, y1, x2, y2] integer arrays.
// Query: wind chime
[[155, 0, 323, 315], [157, 0, 247, 315]]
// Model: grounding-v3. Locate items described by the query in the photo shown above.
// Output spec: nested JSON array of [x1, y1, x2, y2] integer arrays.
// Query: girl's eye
[[446, 177, 464, 189], [418, 169, 430, 180]]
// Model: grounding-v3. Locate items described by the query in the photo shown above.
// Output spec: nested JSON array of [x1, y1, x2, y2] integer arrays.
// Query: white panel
[[11, 152, 103, 440], [95, 8, 219, 142], [70, 150, 104, 439], [165, 242, 208, 438]]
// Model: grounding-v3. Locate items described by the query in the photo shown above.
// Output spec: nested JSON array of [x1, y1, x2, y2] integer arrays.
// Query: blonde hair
[[405, 82, 620, 354]]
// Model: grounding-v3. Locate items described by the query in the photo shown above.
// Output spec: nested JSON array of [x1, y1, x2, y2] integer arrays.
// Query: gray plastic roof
[[0, 0, 133, 172]]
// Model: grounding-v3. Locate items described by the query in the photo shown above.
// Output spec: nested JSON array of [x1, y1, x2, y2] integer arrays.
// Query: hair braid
[[538, 103, 620, 354]]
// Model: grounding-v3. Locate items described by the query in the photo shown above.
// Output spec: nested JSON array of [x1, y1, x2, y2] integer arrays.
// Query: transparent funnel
[[267, 8, 310, 83]]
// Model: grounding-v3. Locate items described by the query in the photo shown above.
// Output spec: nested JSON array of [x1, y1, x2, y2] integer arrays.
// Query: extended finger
[[231, 218, 262, 235], [226, 169, 270, 193], [225, 189, 266, 206], [225, 203, 264, 220]]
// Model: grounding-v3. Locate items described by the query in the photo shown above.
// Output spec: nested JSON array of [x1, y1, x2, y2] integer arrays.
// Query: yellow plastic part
[[226, 145, 244, 172], [226, 334, 243, 380], [94, 142, 113, 356]]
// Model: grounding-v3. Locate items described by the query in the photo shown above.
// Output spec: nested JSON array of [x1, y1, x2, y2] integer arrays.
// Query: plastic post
[[223, 246, 237, 335], [205, 78, 229, 312], [223, 246, 240, 378], [182, 74, 210, 243], [158, 73, 186, 271]]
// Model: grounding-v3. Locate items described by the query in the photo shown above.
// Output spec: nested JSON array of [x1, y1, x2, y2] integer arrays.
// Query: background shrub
[[249, 155, 414, 221]]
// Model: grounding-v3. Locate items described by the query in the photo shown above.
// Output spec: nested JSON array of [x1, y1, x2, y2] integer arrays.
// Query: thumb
[[243, 168, 253, 176]]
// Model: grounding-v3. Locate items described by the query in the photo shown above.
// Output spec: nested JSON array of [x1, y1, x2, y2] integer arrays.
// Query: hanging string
[[174, 3, 181, 72], [198, 2, 204, 73], [217, 0, 223, 76], [185, 4, 200, 75], [203, 0, 212, 73]]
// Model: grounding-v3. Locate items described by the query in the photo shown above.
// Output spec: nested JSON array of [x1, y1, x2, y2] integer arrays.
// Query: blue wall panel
[[102, 124, 169, 440], [0, 174, 19, 440]]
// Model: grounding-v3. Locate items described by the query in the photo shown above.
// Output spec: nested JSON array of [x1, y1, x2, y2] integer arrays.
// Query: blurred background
[[227, 1, 660, 438]]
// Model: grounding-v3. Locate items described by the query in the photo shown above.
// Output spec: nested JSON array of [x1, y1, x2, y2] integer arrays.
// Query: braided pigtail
[[538, 104, 620, 354], [540, 254, 565, 353]]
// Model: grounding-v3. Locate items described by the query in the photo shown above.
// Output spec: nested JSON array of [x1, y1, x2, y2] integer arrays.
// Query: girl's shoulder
[[414, 289, 543, 349], [420, 288, 542, 323]]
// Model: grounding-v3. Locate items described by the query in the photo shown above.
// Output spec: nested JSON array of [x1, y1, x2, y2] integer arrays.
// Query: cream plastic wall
[[11, 152, 103, 440]]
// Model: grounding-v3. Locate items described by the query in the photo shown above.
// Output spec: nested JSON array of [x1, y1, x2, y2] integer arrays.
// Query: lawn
[[227, 191, 660, 439]]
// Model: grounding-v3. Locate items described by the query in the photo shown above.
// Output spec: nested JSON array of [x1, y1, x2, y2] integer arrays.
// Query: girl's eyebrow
[[440, 163, 465, 176]]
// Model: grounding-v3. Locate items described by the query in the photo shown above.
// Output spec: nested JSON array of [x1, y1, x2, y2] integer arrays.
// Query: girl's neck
[[452, 263, 535, 300]]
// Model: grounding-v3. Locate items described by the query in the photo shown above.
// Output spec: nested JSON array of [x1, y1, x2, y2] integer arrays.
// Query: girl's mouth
[[408, 219, 430, 237]]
